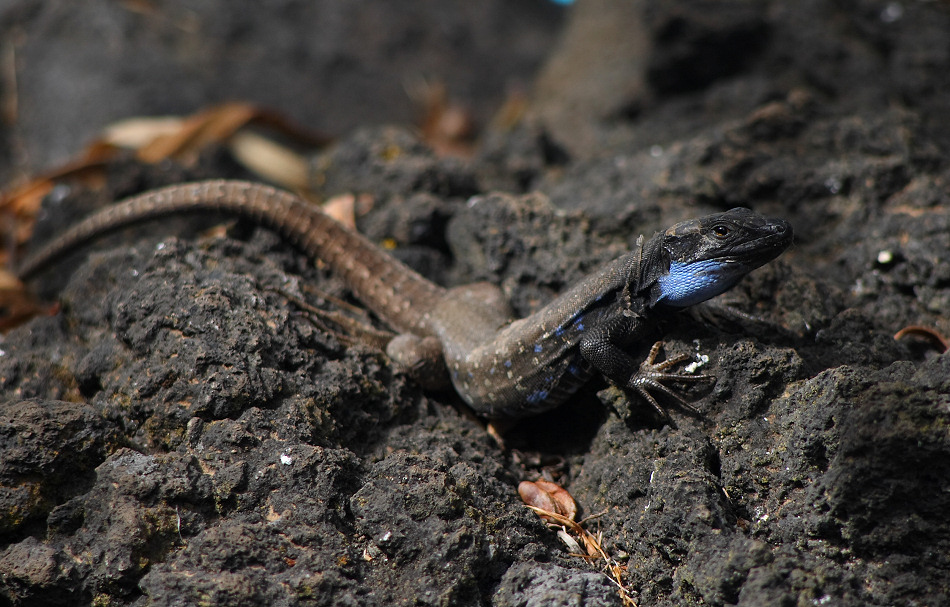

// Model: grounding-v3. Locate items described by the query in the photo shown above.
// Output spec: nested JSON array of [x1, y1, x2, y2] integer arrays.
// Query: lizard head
[[654, 207, 792, 308]]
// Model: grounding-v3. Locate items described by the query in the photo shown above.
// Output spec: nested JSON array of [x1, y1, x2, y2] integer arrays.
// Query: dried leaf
[[518, 479, 577, 521], [323, 194, 358, 229], [228, 131, 309, 190], [0, 285, 56, 331], [894, 325, 949, 353], [99, 102, 329, 183], [556, 528, 583, 554], [102, 116, 186, 149], [411, 79, 475, 158], [135, 102, 258, 163], [519, 480, 558, 515]]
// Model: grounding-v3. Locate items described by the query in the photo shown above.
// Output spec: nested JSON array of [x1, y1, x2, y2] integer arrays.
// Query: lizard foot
[[277, 286, 451, 390], [275, 286, 394, 350], [628, 341, 714, 420]]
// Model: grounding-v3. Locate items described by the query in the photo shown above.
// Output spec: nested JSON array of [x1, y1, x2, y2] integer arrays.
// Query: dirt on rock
[[3, 1, 950, 606]]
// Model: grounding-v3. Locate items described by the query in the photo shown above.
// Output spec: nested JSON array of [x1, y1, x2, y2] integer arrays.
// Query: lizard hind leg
[[386, 334, 451, 390], [444, 282, 513, 321]]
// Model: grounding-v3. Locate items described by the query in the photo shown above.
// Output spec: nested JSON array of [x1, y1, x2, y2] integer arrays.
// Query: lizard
[[17, 179, 792, 420]]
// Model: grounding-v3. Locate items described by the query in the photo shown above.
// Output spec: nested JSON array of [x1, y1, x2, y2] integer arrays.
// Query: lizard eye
[[711, 223, 732, 239]]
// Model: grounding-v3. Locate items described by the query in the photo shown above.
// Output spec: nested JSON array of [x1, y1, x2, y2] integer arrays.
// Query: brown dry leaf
[[322, 194, 358, 229], [102, 116, 186, 150], [0, 159, 110, 251], [519, 481, 558, 515], [518, 479, 578, 522], [0, 282, 56, 331], [0, 268, 20, 291], [411, 80, 475, 158], [101, 102, 329, 186], [0, 178, 52, 223], [136, 102, 260, 163], [229, 131, 309, 190], [894, 325, 949, 353], [535, 479, 577, 521], [488, 87, 529, 132]]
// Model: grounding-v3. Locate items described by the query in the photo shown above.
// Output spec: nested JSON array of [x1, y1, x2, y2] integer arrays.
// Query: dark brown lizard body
[[19, 180, 792, 419]]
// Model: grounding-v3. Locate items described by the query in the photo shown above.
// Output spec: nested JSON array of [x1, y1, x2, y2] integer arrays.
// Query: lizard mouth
[[714, 218, 793, 265]]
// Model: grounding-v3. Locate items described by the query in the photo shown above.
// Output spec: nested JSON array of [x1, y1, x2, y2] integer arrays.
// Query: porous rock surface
[[3, 1, 950, 605]]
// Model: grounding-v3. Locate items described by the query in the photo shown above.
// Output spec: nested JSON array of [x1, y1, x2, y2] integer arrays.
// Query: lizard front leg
[[578, 315, 712, 418]]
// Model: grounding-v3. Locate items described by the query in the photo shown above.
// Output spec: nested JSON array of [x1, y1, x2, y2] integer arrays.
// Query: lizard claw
[[628, 341, 713, 419]]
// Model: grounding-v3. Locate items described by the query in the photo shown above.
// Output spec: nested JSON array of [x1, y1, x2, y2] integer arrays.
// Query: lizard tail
[[18, 180, 446, 334]]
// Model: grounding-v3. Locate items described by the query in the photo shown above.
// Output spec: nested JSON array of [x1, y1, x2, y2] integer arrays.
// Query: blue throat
[[656, 259, 741, 308]]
